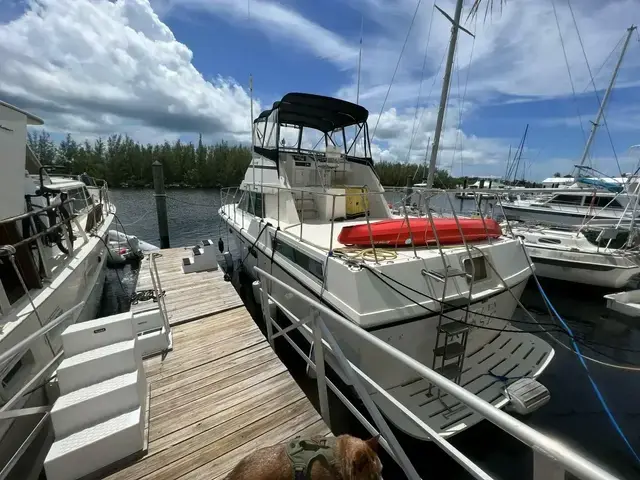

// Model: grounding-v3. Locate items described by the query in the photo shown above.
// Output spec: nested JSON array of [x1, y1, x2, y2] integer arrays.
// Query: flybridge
[[252, 92, 374, 165]]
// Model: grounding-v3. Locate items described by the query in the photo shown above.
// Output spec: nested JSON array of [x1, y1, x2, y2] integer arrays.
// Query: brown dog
[[224, 434, 383, 479]]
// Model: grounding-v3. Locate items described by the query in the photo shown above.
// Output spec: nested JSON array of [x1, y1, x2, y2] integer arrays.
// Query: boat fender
[[218, 238, 224, 253], [222, 251, 234, 281]]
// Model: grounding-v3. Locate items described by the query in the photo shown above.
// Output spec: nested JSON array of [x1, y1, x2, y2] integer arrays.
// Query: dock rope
[[534, 274, 640, 465]]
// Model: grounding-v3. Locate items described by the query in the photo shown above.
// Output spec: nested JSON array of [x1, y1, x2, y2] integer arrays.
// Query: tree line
[[28, 130, 501, 189]]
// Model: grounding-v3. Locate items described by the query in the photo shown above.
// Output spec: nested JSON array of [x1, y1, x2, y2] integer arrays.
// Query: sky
[[1, 0, 640, 180]]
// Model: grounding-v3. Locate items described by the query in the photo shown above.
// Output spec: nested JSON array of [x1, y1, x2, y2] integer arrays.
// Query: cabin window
[[463, 256, 488, 283], [66, 188, 89, 213], [538, 237, 561, 245], [590, 197, 622, 209], [238, 191, 264, 217], [272, 237, 324, 281], [548, 195, 583, 206]]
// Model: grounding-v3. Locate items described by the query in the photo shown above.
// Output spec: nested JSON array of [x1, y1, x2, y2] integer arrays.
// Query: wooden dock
[[106, 249, 331, 480], [133, 247, 243, 325]]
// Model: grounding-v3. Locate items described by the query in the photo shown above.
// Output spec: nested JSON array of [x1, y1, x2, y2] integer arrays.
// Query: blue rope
[[534, 275, 640, 465]]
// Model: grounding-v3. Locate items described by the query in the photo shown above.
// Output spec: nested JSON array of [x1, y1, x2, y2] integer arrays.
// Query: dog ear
[[352, 449, 370, 474], [365, 434, 380, 452]]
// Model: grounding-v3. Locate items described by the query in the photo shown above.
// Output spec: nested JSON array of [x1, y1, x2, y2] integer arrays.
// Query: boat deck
[[133, 247, 243, 325], [105, 249, 331, 480]]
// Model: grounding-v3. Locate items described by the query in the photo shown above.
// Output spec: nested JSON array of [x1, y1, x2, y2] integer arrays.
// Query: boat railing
[[253, 266, 619, 480], [0, 175, 112, 316], [0, 301, 85, 480], [220, 185, 505, 252], [148, 251, 172, 347]]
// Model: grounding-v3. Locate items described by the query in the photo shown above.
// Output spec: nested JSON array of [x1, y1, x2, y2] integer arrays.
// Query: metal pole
[[426, 0, 465, 188], [578, 25, 636, 167], [152, 160, 170, 249], [312, 310, 331, 426]]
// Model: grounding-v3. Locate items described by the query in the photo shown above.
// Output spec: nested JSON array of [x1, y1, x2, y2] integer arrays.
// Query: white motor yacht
[[501, 184, 640, 227], [507, 222, 640, 289], [220, 92, 554, 439], [0, 100, 115, 475]]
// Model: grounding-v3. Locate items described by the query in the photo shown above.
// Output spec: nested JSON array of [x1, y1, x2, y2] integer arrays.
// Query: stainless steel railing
[[253, 266, 619, 480], [148, 252, 172, 349]]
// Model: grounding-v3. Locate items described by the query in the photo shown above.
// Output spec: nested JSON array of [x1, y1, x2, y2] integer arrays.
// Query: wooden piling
[[152, 160, 170, 249]]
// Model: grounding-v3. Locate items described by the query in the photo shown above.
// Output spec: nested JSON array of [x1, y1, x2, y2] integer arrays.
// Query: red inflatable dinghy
[[337, 217, 502, 247]]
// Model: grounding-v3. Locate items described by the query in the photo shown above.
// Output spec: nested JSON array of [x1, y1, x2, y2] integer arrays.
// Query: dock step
[[182, 240, 219, 274], [57, 339, 140, 394], [138, 325, 172, 358], [61, 312, 134, 357], [433, 342, 465, 360], [51, 369, 144, 439], [44, 407, 145, 480]]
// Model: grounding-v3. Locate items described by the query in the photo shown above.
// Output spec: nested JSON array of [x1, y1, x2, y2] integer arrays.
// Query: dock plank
[[106, 266, 331, 480], [132, 247, 243, 325]]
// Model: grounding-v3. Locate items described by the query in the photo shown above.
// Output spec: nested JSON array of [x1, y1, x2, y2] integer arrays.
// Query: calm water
[[107, 188, 640, 479]]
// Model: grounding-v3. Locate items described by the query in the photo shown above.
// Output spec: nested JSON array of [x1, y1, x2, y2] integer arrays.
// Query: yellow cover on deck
[[344, 186, 369, 217]]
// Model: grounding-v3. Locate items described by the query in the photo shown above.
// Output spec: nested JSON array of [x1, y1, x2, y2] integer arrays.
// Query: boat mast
[[425, 0, 471, 188], [578, 25, 636, 168], [250, 74, 255, 190]]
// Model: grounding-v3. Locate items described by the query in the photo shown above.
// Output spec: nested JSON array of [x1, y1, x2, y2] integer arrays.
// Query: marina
[[1, 1, 640, 477]]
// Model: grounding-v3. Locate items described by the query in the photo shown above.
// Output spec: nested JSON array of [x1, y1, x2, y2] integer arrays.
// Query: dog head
[[340, 435, 383, 480]]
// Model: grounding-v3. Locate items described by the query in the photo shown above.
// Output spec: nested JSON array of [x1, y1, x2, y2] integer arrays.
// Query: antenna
[[356, 15, 363, 105]]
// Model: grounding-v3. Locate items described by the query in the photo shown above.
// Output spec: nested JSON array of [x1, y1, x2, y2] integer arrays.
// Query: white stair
[[45, 408, 145, 480], [51, 368, 144, 438], [181, 239, 219, 273], [45, 311, 150, 480], [133, 309, 173, 357], [62, 311, 134, 357], [57, 339, 140, 394]]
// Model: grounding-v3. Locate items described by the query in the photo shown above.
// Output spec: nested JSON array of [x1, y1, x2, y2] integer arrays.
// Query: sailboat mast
[[250, 74, 255, 189], [578, 24, 636, 167], [426, 0, 466, 188]]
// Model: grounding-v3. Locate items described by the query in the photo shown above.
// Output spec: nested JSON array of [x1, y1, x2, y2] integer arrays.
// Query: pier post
[[404, 175, 413, 206], [152, 160, 170, 248]]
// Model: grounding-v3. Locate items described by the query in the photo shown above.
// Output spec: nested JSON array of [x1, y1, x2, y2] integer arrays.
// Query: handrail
[[148, 252, 171, 343], [0, 199, 74, 226], [254, 266, 618, 480], [0, 302, 84, 369]]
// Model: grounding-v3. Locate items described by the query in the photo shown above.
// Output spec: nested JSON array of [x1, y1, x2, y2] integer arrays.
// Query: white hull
[[529, 251, 640, 288], [0, 211, 114, 468], [226, 221, 553, 439], [509, 225, 640, 289], [501, 204, 633, 227]]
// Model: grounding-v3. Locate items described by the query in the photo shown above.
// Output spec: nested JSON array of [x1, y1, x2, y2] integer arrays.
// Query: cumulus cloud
[[0, 0, 257, 141]]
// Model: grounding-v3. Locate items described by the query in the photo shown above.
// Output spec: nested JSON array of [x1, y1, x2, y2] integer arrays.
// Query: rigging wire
[[566, 0, 622, 176], [406, 2, 437, 163], [451, 19, 476, 176], [371, 0, 424, 143], [550, 0, 589, 152], [345, 253, 640, 364]]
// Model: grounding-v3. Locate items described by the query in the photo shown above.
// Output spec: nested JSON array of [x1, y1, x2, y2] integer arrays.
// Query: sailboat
[[503, 25, 640, 288]]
